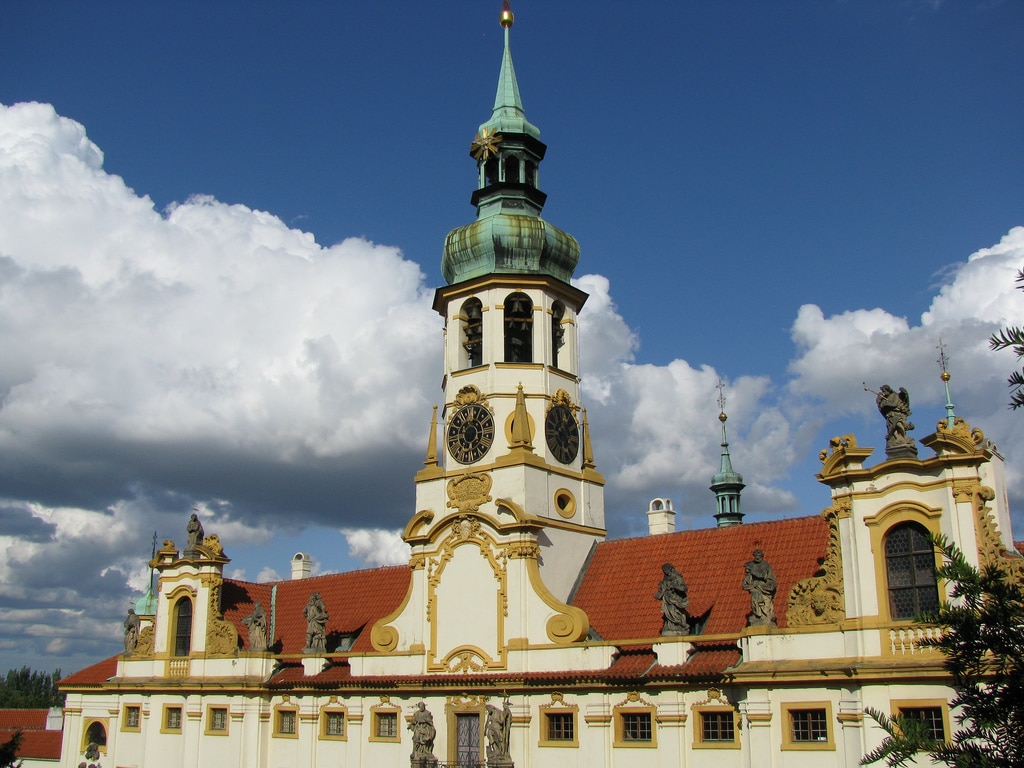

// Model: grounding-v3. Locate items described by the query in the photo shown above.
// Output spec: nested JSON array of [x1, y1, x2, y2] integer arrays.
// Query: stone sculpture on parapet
[[409, 701, 438, 768], [655, 563, 691, 636], [184, 511, 205, 556], [302, 592, 328, 654], [243, 601, 268, 651], [123, 608, 141, 654], [485, 696, 513, 766], [866, 383, 918, 459], [743, 549, 778, 627]]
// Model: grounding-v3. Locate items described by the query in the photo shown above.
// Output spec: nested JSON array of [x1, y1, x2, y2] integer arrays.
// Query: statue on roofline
[[743, 549, 778, 627], [655, 562, 690, 636], [866, 383, 918, 459]]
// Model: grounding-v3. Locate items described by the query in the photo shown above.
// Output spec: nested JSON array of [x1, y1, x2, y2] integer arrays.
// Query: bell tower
[[422, 3, 605, 587], [370, 6, 604, 673]]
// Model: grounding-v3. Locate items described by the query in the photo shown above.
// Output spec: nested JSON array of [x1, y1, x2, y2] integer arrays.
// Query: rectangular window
[[899, 707, 945, 742], [790, 709, 828, 743], [375, 712, 397, 739], [545, 712, 575, 742], [701, 711, 735, 742], [209, 708, 228, 732], [324, 712, 345, 737], [123, 706, 140, 731], [278, 710, 296, 735], [621, 712, 652, 742], [164, 707, 182, 732]]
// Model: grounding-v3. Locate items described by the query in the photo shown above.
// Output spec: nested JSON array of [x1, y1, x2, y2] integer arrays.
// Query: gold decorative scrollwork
[[787, 502, 846, 626], [134, 626, 153, 656], [446, 472, 493, 514], [548, 388, 576, 412], [202, 534, 224, 557], [819, 434, 857, 463], [505, 541, 541, 559], [206, 619, 237, 657], [453, 384, 489, 408]]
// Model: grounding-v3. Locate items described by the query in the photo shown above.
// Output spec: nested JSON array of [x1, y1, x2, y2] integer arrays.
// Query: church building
[[58, 8, 1020, 768]]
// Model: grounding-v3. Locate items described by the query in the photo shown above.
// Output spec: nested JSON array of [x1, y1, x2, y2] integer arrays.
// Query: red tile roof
[[572, 515, 831, 640], [0, 728, 62, 760], [222, 565, 410, 654], [59, 655, 117, 687], [0, 709, 62, 760]]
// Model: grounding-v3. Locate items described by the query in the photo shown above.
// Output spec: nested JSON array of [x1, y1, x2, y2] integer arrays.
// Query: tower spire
[[937, 338, 957, 428], [711, 380, 745, 527], [485, 2, 539, 140]]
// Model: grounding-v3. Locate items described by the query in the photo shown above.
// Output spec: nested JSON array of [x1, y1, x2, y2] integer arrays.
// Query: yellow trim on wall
[[318, 702, 349, 741], [160, 705, 183, 735], [204, 705, 229, 736], [120, 704, 141, 733], [780, 701, 835, 751], [272, 702, 299, 739], [538, 693, 579, 748], [612, 692, 657, 749], [692, 705, 739, 750]]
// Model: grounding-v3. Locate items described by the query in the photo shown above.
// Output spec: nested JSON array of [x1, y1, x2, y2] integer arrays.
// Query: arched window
[[85, 721, 107, 749], [461, 298, 483, 369], [174, 597, 193, 657], [484, 157, 499, 187], [525, 161, 538, 187], [884, 522, 939, 620], [551, 302, 565, 369], [504, 293, 533, 363], [505, 156, 520, 184]]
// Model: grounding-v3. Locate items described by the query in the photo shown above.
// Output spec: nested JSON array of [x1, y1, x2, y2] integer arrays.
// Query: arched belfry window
[[505, 156, 520, 184], [484, 157, 499, 187], [461, 298, 483, 368], [504, 293, 533, 363], [525, 161, 538, 188], [551, 302, 566, 369], [884, 522, 939, 620], [173, 597, 193, 657]]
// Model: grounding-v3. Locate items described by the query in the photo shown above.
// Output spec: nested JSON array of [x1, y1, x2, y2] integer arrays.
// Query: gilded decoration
[[787, 502, 846, 626], [505, 541, 541, 559], [547, 388, 576, 413], [819, 434, 858, 463], [205, 577, 239, 657], [201, 534, 224, 557], [453, 384, 490, 409], [135, 626, 154, 656], [442, 648, 489, 673], [818, 434, 873, 478], [692, 687, 731, 708], [971, 483, 1024, 584], [446, 472, 493, 514]]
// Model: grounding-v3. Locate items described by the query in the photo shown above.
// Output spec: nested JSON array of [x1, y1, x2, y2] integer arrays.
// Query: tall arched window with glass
[[884, 522, 939, 620], [173, 597, 193, 656]]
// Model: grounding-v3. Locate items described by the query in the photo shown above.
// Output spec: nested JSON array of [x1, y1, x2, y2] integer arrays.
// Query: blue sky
[[0, 1, 1021, 674]]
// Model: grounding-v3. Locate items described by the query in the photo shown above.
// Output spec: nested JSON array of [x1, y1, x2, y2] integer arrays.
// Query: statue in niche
[[185, 512, 204, 554], [742, 549, 778, 627], [409, 701, 438, 767], [242, 601, 268, 651], [485, 696, 513, 764], [123, 608, 141, 654], [869, 383, 918, 458], [303, 592, 328, 654], [655, 563, 690, 635]]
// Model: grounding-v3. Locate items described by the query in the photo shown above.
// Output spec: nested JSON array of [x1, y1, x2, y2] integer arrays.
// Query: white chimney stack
[[291, 552, 312, 580], [647, 498, 676, 535]]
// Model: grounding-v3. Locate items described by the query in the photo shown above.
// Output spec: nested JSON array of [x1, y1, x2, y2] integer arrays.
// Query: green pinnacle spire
[[711, 383, 745, 527], [481, 17, 539, 140], [440, 5, 580, 286]]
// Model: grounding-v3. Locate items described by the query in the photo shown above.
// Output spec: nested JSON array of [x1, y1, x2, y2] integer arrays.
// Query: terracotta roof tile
[[0, 728, 62, 760], [59, 655, 117, 687], [0, 709, 49, 730], [572, 516, 831, 640], [222, 565, 410, 654]]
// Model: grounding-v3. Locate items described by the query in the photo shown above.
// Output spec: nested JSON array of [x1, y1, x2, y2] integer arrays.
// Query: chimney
[[291, 552, 312, 580], [647, 498, 676, 535]]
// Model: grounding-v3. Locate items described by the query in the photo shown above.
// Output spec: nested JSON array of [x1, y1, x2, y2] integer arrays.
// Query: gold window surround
[[538, 692, 578, 748], [612, 692, 657, 749], [781, 701, 835, 751]]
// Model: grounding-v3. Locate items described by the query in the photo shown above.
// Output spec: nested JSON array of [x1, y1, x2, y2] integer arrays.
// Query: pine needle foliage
[[989, 267, 1024, 410], [861, 535, 1024, 767]]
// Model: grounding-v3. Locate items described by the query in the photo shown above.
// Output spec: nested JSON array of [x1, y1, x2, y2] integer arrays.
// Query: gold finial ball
[[719, 412, 728, 423], [941, 371, 951, 382], [500, 8, 515, 27]]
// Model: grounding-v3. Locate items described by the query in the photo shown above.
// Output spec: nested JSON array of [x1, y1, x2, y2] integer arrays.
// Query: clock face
[[545, 404, 580, 465], [446, 402, 495, 465]]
